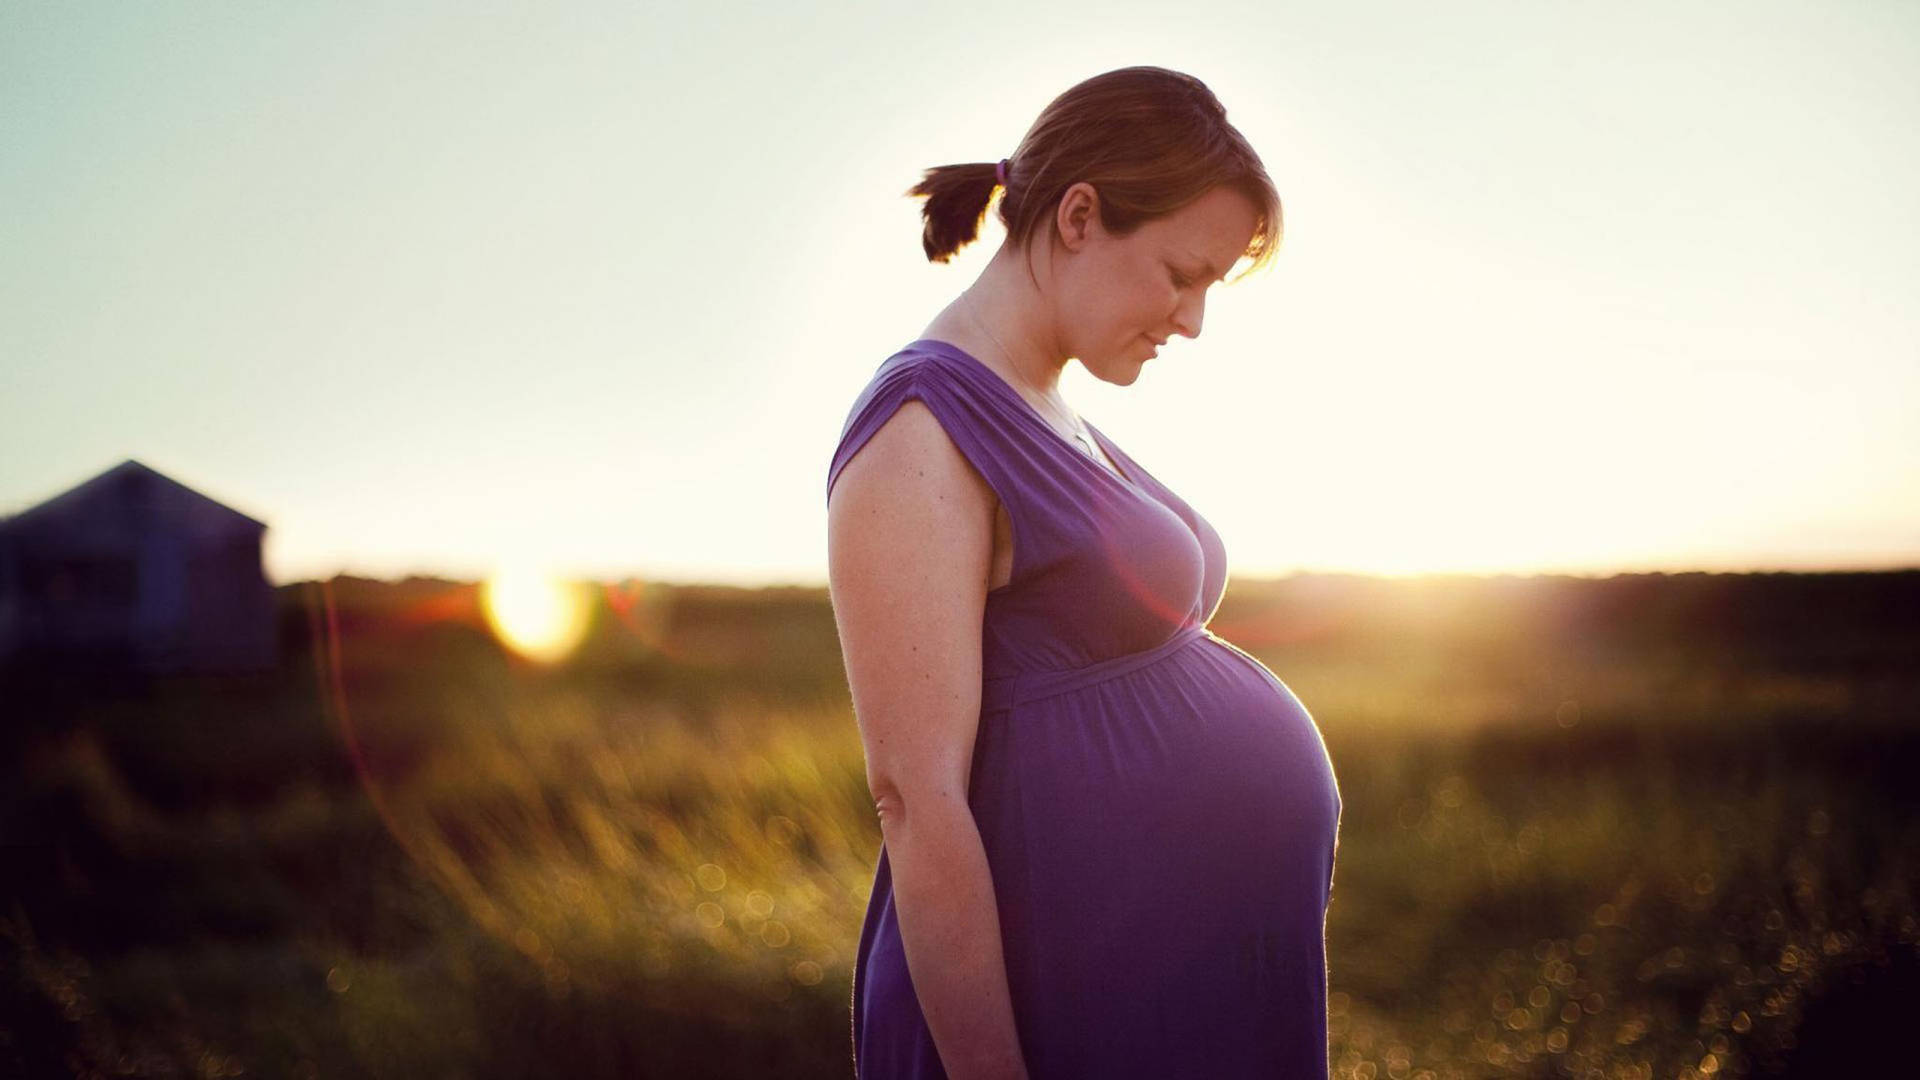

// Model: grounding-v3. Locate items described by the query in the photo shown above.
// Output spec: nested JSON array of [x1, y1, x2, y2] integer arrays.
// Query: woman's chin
[[1086, 358, 1146, 387]]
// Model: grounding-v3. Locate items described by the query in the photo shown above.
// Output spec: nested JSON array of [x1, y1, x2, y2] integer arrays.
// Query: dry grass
[[2, 571, 1914, 1078]]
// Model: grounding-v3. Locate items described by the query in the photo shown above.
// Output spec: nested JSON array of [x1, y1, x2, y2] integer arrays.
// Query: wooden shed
[[0, 460, 278, 674]]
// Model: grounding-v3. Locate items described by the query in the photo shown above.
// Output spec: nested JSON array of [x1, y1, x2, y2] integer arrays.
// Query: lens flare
[[481, 565, 593, 664]]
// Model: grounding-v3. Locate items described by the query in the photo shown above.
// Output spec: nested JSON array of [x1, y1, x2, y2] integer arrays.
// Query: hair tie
[[995, 158, 1009, 186]]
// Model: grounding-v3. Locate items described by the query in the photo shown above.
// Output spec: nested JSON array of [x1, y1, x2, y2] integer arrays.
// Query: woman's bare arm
[[828, 398, 1029, 1080]]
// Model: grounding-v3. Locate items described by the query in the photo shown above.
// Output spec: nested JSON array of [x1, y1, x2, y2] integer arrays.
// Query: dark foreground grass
[[2, 571, 1915, 1078]]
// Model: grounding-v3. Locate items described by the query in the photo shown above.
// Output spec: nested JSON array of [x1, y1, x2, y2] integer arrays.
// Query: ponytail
[[905, 161, 1005, 264]]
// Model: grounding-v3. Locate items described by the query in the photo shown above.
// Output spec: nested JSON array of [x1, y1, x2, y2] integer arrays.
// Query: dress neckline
[[907, 338, 1151, 496]]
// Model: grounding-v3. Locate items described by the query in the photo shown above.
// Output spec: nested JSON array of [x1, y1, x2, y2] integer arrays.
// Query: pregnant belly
[[974, 633, 1340, 840], [965, 634, 1343, 1053], [972, 633, 1339, 897]]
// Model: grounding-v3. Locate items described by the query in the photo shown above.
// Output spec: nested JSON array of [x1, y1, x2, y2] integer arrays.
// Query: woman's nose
[[1172, 292, 1205, 339]]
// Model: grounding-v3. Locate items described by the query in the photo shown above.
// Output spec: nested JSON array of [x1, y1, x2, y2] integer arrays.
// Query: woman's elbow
[[868, 772, 970, 840], [871, 776, 908, 833]]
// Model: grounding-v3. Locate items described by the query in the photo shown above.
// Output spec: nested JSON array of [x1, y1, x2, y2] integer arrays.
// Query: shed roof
[[0, 459, 267, 546]]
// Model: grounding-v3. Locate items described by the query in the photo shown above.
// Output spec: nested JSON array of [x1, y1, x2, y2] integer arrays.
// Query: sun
[[480, 565, 594, 664]]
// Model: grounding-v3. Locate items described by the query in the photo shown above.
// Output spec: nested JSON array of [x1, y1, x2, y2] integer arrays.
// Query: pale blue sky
[[4, 0, 1916, 585]]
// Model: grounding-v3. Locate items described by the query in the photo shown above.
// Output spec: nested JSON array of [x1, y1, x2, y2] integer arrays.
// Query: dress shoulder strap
[[825, 346, 1034, 525]]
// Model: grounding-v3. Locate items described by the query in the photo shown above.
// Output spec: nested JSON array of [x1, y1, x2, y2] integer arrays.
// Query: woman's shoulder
[[870, 338, 969, 379], [826, 341, 1015, 506], [841, 340, 997, 419]]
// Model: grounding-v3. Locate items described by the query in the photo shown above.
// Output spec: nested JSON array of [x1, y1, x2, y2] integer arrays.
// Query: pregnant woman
[[825, 66, 1342, 1079]]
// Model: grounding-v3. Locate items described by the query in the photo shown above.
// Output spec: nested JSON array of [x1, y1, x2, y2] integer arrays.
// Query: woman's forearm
[[880, 790, 1030, 1080]]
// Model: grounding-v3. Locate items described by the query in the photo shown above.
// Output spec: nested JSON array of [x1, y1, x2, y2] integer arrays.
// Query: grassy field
[[3, 570, 1915, 1078]]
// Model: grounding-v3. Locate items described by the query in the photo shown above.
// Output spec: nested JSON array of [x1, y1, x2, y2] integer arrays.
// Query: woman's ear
[[1053, 181, 1101, 254]]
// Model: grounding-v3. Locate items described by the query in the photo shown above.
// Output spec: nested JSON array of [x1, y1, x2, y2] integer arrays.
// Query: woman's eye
[[1169, 270, 1191, 289]]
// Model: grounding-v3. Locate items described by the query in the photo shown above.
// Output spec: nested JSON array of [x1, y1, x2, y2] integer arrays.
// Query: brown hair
[[906, 66, 1283, 281]]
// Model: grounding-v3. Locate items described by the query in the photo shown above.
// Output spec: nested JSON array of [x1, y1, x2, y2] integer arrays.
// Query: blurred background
[[2, 1, 1916, 1077]]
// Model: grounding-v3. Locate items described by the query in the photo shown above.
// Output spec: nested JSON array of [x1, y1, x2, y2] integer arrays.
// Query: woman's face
[[1048, 182, 1261, 384]]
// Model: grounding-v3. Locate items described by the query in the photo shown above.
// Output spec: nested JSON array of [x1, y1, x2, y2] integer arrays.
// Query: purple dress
[[826, 339, 1343, 1079]]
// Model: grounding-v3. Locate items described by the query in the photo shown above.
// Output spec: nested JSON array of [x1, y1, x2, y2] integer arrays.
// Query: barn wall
[[182, 536, 278, 672], [0, 466, 280, 674]]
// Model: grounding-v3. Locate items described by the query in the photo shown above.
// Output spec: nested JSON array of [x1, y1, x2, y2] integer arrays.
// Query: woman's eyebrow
[[1184, 252, 1226, 282]]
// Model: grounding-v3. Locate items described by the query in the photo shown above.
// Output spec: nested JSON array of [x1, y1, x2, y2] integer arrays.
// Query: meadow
[[2, 570, 1915, 1079]]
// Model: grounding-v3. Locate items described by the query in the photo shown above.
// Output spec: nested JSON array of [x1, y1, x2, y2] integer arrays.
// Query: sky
[[3, 0, 1916, 587]]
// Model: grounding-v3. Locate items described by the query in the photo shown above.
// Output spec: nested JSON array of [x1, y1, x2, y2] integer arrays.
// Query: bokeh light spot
[[482, 565, 594, 664]]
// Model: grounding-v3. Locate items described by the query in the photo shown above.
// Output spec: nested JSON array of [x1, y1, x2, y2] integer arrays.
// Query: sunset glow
[[481, 566, 594, 664]]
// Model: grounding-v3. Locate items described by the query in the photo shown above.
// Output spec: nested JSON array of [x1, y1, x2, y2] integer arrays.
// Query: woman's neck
[[927, 249, 1068, 401]]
